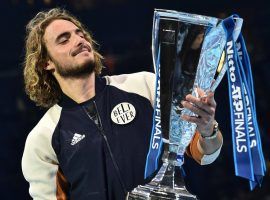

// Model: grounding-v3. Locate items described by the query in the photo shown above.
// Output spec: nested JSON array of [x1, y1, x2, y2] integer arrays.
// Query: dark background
[[0, 0, 269, 199]]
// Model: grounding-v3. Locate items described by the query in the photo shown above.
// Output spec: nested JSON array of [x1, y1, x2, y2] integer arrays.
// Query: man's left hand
[[181, 88, 216, 137]]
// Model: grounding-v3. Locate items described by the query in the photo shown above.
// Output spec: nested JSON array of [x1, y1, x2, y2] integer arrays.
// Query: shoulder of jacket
[[26, 105, 62, 145], [104, 72, 156, 106], [104, 71, 155, 86]]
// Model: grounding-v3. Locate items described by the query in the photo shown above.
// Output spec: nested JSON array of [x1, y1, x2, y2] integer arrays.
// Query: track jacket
[[22, 72, 222, 200]]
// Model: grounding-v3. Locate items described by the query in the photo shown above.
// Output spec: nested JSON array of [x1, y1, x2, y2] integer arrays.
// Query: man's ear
[[44, 59, 55, 71]]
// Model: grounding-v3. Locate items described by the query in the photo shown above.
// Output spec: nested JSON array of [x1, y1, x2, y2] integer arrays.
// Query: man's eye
[[59, 39, 68, 44]]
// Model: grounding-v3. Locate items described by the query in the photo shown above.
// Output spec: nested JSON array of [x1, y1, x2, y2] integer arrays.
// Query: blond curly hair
[[24, 8, 103, 108]]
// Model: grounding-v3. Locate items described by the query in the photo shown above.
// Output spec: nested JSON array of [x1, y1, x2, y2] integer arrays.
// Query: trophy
[[127, 9, 239, 199]]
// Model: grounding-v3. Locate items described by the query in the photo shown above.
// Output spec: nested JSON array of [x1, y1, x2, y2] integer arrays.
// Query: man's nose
[[74, 34, 85, 46]]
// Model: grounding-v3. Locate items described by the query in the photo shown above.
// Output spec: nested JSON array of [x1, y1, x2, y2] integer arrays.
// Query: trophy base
[[127, 184, 197, 200], [127, 150, 198, 200], [150, 187, 197, 200], [127, 184, 152, 199]]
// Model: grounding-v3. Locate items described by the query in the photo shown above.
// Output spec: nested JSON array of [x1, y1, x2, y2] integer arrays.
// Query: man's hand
[[181, 88, 216, 137], [180, 87, 223, 155]]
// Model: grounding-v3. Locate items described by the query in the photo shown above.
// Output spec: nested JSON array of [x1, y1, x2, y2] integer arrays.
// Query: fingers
[[205, 92, 216, 107], [196, 88, 216, 103], [181, 87, 217, 136], [184, 94, 216, 115], [181, 114, 212, 128], [181, 114, 201, 124], [181, 88, 216, 122], [196, 87, 205, 98], [181, 100, 213, 119]]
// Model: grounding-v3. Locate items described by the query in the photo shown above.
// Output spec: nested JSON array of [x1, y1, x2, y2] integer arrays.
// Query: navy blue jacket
[[22, 72, 156, 200]]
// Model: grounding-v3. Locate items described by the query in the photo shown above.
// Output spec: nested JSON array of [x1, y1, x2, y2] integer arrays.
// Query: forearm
[[197, 130, 223, 155]]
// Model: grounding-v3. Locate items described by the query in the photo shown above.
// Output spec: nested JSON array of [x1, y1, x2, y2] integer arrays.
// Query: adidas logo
[[71, 133, 85, 145]]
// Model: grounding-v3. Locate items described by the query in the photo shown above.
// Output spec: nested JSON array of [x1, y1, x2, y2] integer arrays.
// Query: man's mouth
[[77, 48, 89, 55], [72, 45, 91, 56]]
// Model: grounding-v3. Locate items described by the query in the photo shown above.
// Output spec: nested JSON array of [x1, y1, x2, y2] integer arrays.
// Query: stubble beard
[[55, 59, 96, 79]]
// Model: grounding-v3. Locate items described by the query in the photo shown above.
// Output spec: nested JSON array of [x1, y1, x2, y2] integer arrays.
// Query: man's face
[[44, 19, 95, 78]]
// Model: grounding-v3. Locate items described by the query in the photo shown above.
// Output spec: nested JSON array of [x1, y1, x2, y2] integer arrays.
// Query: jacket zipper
[[83, 100, 128, 196]]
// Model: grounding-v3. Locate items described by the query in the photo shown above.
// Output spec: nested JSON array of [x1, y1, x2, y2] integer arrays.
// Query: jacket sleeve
[[186, 131, 223, 165], [22, 127, 60, 200], [22, 105, 69, 199]]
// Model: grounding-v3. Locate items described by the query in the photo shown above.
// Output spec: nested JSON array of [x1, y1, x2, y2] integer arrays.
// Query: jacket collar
[[58, 75, 106, 108]]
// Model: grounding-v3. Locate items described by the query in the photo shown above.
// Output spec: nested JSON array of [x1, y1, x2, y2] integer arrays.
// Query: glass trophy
[[127, 9, 232, 199]]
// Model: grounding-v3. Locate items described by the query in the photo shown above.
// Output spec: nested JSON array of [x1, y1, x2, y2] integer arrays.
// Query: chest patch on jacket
[[111, 102, 136, 125]]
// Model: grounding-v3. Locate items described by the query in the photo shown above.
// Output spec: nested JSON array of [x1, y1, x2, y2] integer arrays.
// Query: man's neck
[[56, 72, 96, 104]]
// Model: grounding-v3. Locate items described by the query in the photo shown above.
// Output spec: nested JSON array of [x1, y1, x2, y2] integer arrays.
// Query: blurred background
[[0, 0, 269, 199]]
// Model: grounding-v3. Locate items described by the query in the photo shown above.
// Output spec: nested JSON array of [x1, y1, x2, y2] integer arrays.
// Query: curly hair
[[23, 8, 103, 108]]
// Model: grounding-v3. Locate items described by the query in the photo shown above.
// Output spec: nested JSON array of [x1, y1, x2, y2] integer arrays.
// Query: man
[[22, 8, 223, 200]]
